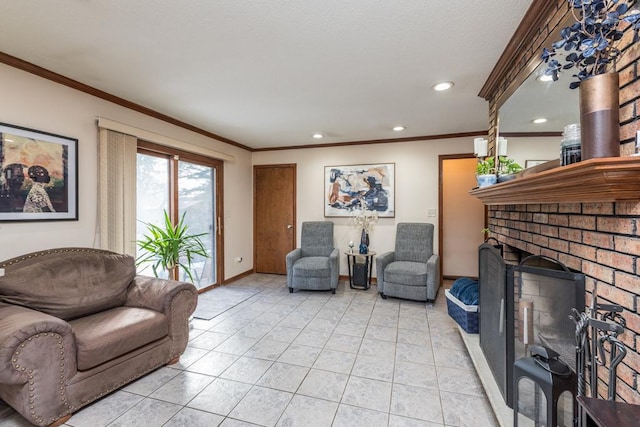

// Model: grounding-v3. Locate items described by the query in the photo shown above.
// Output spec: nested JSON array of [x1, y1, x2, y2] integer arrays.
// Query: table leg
[[347, 255, 354, 289]]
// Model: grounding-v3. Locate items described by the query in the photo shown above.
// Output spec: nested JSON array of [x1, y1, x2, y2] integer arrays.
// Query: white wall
[[0, 64, 253, 280], [0, 63, 557, 281], [505, 136, 559, 168], [252, 138, 476, 276]]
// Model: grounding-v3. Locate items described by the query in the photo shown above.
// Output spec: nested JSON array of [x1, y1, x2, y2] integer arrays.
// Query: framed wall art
[[0, 122, 78, 221], [324, 163, 395, 217]]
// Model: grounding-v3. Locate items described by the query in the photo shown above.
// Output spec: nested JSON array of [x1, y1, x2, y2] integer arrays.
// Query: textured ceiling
[[0, 1, 533, 149]]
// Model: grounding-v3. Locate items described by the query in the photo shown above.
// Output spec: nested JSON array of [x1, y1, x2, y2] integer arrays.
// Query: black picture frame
[[0, 122, 78, 221]]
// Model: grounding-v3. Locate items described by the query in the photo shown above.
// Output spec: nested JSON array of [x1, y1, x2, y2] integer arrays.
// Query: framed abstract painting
[[324, 163, 395, 217], [0, 123, 78, 221]]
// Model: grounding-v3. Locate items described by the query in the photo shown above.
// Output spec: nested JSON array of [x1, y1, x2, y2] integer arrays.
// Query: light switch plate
[[0, 268, 4, 277]]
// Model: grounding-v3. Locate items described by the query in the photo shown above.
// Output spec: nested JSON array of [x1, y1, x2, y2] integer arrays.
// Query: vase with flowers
[[352, 207, 378, 254], [542, 0, 640, 160]]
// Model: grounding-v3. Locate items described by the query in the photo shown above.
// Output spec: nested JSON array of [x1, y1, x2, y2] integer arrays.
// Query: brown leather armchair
[[0, 248, 197, 426]]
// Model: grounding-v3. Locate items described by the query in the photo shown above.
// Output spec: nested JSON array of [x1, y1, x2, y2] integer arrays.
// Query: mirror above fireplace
[[498, 62, 579, 135], [496, 61, 578, 168]]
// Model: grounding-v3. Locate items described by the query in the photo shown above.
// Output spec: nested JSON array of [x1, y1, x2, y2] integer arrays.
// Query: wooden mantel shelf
[[469, 157, 640, 205]]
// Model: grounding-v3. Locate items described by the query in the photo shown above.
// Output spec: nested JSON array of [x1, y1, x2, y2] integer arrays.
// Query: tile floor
[[0, 274, 497, 427]]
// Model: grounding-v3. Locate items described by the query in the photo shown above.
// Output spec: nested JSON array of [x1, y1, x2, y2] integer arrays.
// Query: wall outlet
[[427, 208, 436, 217]]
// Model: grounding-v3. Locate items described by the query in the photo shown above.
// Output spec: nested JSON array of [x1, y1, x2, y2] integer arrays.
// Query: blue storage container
[[445, 289, 479, 334]]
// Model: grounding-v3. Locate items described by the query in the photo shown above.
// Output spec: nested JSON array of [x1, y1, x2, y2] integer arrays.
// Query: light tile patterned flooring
[[1, 274, 497, 427]]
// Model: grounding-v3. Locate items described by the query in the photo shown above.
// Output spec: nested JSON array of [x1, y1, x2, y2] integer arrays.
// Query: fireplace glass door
[[509, 256, 586, 371]]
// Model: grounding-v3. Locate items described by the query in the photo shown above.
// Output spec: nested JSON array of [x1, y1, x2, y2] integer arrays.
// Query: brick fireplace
[[487, 202, 640, 404], [475, 0, 640, 406]]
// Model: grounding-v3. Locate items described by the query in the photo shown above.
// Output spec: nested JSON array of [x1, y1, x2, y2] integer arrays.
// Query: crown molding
[[0, 51, 252, 151]]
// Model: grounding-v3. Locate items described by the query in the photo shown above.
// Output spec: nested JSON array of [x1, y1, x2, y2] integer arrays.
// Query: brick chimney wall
[[488, 202, 640, 403], [485, 1, 640, 403]]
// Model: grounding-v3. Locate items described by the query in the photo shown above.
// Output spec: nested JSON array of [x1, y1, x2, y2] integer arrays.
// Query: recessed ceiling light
[[538, 74, 554, 82], [312, 133, 324, 139], [433, 81, 454, 91], [393, 126, 406, 132], [532, 118, 548, 124]]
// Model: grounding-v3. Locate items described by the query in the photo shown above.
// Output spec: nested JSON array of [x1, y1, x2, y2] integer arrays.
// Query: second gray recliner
[[376, 222, 440, 301]]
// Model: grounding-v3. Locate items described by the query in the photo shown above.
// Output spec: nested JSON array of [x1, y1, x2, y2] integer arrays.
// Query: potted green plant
[[476, 156, 497, 187], [542, 0, 640, 160], [497, 156, 523, 182], [136, 210, 209, 282]]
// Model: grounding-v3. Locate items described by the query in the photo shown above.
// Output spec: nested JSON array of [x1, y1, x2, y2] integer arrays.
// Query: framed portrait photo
[[0, 123, 78, 221], [324, 163, 395, 217]]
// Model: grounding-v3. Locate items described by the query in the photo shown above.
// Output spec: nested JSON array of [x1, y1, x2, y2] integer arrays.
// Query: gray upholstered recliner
[[286, 221, 339, 294], [376, 223, 440, 301]]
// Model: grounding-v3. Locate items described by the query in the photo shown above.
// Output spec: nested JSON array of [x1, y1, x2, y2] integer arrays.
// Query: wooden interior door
[[254, 164, 296, 274]]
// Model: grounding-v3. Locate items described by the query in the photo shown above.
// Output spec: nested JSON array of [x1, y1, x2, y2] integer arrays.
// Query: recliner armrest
[[285, 248, 302, 287], [329, 248, 339, 288], [286, 248, 302, 266], [426, 254, 441, 300], [426, 254, 439, 274], [0, 303, 75, 385], [375, 251, 395, 279], [125, 275, 197, 315]]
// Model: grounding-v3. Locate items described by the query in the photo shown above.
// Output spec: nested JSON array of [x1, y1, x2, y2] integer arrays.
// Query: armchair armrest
[[285, 248, 302, 287], [0, 303, 76, 388], [328, 248, 339, 288], [426, 254, 440, 300], [375, 251, 395, 290], [125, 276, 197, 358], [125, 275, 197, 315]]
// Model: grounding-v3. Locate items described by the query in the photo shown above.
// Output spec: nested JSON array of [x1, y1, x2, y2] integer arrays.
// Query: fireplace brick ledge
[[470, 157, 640, 205]]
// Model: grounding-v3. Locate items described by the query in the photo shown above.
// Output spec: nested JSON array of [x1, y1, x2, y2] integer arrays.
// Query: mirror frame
[[480, 1, 567, 106]]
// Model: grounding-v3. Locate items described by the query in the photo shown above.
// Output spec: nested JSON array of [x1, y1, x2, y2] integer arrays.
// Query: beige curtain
[[98, 128, 137, 256]]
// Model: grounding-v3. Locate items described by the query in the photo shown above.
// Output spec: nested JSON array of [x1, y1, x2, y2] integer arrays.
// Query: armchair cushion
[[300, 221, 334, 257], [0, 248, 135, 321], [292, 256, 332, 278], [69, 306, 168, 371], [384, 261, 428, 286], [395, 223, 433, 262]]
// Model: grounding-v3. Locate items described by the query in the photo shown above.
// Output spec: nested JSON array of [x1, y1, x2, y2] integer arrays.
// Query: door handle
[[287, 224, 293, 229], [499, 298, 505, 336]]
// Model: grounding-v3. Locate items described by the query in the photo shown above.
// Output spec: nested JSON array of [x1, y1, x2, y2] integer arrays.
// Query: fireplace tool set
[[571, 285, 627, 401]]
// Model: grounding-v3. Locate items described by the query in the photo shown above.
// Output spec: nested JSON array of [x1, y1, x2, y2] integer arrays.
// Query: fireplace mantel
[[470, 157, 640, 205]]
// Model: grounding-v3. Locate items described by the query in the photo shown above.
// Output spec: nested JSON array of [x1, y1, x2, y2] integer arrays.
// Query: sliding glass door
[[136, 141, 223, 290], [136, 152, 170, 278], [177, 160, 216, 287]]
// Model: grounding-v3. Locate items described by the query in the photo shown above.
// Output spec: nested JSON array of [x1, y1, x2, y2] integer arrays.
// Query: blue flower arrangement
[[542, 0, 640, 88]]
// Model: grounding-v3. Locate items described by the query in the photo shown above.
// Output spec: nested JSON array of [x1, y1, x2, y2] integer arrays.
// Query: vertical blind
[[98, 128, 137, 255]]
